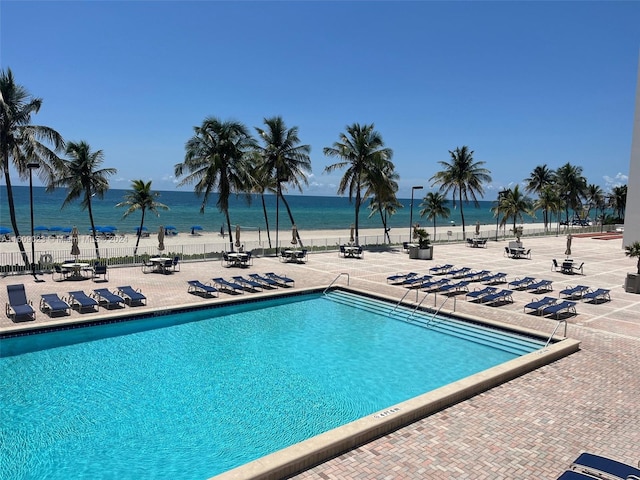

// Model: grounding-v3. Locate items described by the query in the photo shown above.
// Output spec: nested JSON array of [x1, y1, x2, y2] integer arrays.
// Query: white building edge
[[623, 55, 640, 247]]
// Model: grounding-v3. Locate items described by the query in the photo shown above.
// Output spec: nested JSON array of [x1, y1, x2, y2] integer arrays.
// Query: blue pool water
[[0, 292, 543, 480]]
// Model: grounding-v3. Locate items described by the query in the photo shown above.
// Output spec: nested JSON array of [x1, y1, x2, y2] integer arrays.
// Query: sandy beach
[[0, 222, 563, 257]]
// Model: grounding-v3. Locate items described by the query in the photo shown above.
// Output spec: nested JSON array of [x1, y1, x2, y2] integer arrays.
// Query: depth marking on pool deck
[[374, 407, 400, 418]]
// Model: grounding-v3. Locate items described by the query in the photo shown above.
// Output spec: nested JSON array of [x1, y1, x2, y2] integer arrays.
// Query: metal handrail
[[323, 272, 350, 295], [426, 294, 456, 326], [544, 319, 567, 348], [407, 292, 432, 321], [390, 288, 419, 316]]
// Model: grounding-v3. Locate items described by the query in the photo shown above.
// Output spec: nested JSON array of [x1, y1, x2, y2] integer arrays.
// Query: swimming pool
[[0, 289, 573, 480]]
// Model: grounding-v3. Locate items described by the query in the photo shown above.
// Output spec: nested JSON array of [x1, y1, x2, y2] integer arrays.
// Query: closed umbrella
[[291, 225, 298, 246], [349, 224, 355, 244], [475, 221, 480, 236], [565, 233, 572, 257], [158, 226, 165, 252], [71, 226, 80, 260], [235, 225, 241, 248]]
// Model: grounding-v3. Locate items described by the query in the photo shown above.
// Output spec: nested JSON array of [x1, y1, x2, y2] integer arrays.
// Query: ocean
[[1, 185, 541, 236]]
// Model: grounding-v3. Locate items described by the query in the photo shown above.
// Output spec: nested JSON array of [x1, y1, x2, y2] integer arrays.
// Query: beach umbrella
[[190, 225, 203, 235], [50, 226, 63, 232], [475, 221, 480, 236], [349, 224, 355, 244], [71, 226, 80, 259], [62, 227, 72, 234], [165, 225, 176, 231], [291, 224, 298, 246], [235, 225, 241, 248], [158, 225, 165, 251], [104, 225, 118, 232], [136, 226, 148, 234], [34, 226, 48, 232], [0, 226, 11, 235], [565, 233, 572, 257]]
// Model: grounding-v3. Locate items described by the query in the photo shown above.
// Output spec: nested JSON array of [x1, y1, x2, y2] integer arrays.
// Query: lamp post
[[27, 162, 40, 281], [409, 185, 423, 242], [495, 189, 509, 241]]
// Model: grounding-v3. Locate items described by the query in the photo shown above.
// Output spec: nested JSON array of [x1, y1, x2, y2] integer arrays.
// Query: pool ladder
[[544, 318, 568, 348], [390, 290, 456, 324], [323, 272, 350, 295]]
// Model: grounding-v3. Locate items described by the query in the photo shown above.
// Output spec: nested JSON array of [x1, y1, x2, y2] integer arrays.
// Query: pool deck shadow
[[1, 234, 639, 479]]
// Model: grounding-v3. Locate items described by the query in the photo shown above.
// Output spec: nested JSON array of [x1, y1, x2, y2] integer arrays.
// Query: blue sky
[[2, 1, 639, 199]]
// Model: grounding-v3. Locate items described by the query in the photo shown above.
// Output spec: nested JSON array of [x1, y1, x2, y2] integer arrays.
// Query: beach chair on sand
[[187, 280, 219, 298], [386, 272, 418, 284], [265, 272, 295, 287], [523, 296, 557, 315], [117, 286, 147, 306], [249, 274, 280, 289], [93, 289, 126, 309], [40, 293, 71, 317], [5, 284, 36, 322], [213, 277, 245, 294], [569, 452, 640, 480], [68, 290, 99, 313]]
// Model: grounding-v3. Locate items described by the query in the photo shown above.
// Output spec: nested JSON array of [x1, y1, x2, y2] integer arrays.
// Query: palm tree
[[492, 185, 535, 233], [524, 164, 555, 228], [585, 183, 604, 222], [254, 116, 311, 252], [116, 180, 169, 255], [419, 191, 450, 238], [50, 141, 116, 259], [364, 156, 400, 243], [533, 185, 563, 232], [625, 241, 640, 274], [1, 68, 65, 267], [608, 185, 627, 220], [174, 117, 254, 252], [554, 162, 587, 223], [324, 123, 393, 245], [429, 146, 492, 240], [249, 154, 277, 249]]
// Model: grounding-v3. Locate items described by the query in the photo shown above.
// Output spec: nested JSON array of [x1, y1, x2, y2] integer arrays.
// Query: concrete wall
[[624, 56, 640, 247]]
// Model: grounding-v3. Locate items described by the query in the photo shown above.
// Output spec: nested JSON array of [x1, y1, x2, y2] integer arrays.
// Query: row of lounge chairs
[[466, 287, 513, 305], [558, 452, 640, 480], [5, 284, 147, 321], [507, 277, 554, 293], [523, 297, 577, 318], [187, 273, 295, 297], [559, 284, 611, 303]]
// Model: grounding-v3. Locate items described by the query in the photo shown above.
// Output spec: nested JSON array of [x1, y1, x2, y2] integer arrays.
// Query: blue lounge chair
[[540, 300, 577, 319], [526, 279, 553, 292], [465, 286, 498, 302], [570, 452, 640, 480], [508, 276, 536, 290], [478, 272, 507, 284], [5, 284, 36, 322], [421, 278, 450, 291], [232, 276, 263, 292], [429, 264, 453, 275], [265, 272, 295, 287], [448, 267, 471, 278], [117, 286, 147, 306], [582, 288, 611, 304], [386, 272, 418, 284], [68, 290, 99, 313], [187, 280, 219, 297], [556, 471, 596, 480], [523, 296, 557, 315], [248, 274, 280, 288], [93, 288, 126, 309], [403, 274, 432, 288], [479, 289, 513, 305], [436, 280, 470, 294], [213, 277, 245, 294], [40, 293, 71, 317], [457, 270, 490, 281], [559, 285, 589, 299]]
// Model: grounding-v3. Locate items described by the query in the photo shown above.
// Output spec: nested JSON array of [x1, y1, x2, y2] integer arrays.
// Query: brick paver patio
[[2, 233, 639, 479]]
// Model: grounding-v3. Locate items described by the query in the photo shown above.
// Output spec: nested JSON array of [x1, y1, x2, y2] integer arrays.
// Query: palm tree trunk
[[458, 191, 466, 239], [87, 197, 100, 259], [377, 208, 389, 244], [275, 182, 280, 255], [354, 183, 361, 245], [134, 208, 146, 256], [225, 210, 233, 252], [2, 164, 30, 267], [260, 194, 272, 248], [280, 193, 303, 247]]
